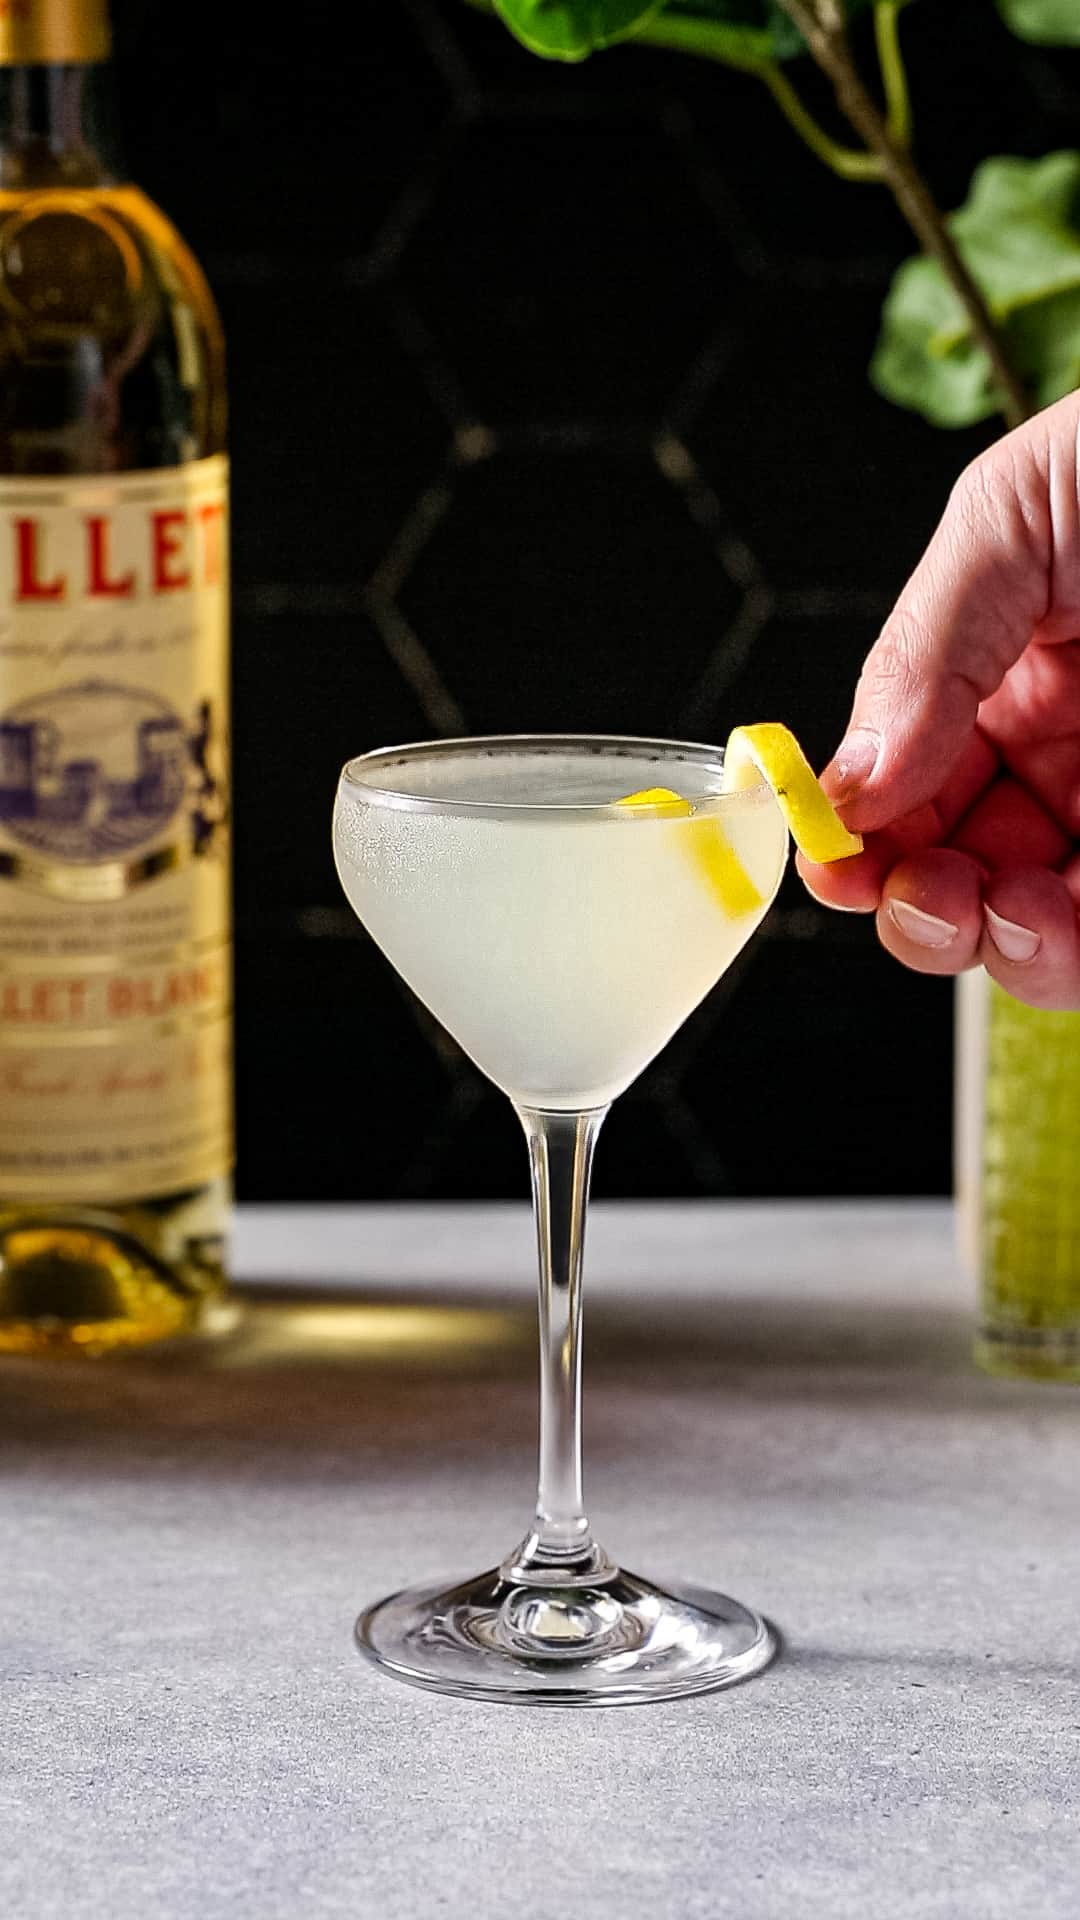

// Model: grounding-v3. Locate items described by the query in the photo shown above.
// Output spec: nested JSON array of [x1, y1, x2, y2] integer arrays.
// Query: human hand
[[799, 390, 1080, 1010]]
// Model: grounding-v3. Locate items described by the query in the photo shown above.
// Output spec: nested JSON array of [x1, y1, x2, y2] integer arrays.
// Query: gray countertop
[[3, 1201, 1080, 1919]]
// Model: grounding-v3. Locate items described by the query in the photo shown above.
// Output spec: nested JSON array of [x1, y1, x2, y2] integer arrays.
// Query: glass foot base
[[356, 1565, 777, 1706]]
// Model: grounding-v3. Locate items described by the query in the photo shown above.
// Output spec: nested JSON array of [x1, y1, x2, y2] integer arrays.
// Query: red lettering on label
[[7, 491, 226, 602], [14, 518, 66, 601], [0, 979, 89, 1023], [195, 502, 225, 586], [151, 511, 190, 591], [99, 1065, 168, 1098], [2, 1060, 77, 1099], [86, 516, 135, 598], [107, 964, 220, 1020]]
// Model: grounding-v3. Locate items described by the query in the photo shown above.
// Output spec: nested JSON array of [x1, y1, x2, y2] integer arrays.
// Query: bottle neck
[[0, 2, 117, 189], [0, 64, 119, 188]]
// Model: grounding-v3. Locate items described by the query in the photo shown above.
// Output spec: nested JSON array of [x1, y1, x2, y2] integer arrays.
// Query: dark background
[[109, 0, 1079, 1201]]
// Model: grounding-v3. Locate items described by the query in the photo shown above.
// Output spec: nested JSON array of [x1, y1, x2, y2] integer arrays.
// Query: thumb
[[823, 417, 1059, 834]]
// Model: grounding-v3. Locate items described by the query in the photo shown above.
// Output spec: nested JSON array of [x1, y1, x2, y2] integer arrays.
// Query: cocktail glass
[[332, 735, 788, 1704]]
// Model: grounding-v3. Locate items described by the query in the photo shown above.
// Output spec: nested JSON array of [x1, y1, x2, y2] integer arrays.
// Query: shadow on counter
[[0, 1278, 1071, 1488]]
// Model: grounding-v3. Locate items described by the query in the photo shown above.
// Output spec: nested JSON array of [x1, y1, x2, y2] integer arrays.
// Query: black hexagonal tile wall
[[225, 290, 452, 588], [683, 282, 990, 595], [231, 605, 433, 920], [678, 935, 953, 1197], [400, 107, 737, 426], [108, 0, 1062, 1200], [395, 441, 748, 735]]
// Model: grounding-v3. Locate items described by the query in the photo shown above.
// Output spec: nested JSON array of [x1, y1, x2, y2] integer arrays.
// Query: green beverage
[[959, 971, 1080, 1380]]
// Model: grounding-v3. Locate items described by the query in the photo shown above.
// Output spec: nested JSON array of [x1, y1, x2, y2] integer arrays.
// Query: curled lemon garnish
[[616, 727, 861, 916], [616, 786, 763, 916], [722, 723, 863, 863]]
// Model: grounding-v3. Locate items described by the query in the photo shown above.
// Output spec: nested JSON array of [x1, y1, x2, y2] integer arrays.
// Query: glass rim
[[337, 732, 771, 818]]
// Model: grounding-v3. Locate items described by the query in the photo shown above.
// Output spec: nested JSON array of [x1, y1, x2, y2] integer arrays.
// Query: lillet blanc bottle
[[0, 1, 231, 1353]]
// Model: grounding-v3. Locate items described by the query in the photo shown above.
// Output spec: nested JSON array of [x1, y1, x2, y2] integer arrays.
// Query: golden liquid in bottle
[[0, 157, 232, 1355]]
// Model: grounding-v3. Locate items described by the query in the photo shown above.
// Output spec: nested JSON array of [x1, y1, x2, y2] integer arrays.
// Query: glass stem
[[503, 1105, 613, 1587]]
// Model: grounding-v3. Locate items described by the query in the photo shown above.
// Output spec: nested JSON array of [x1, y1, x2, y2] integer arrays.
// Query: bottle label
[[0, 455, 231, 1204], [0, 2, 110, 65]]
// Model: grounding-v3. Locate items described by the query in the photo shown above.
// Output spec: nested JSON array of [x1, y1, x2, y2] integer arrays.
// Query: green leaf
[[648, 0, 877, 62], [488, 0, 880, 65], [872, 152, 1080, 427], [996, 0, 1080, 46], [872, 263, 1001, 427], [663, 2, 801, 59], [491, 0, 663, 61], [640, 0, 772, 64]]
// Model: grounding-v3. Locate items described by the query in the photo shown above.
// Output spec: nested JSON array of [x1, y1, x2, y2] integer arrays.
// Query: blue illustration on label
[[0, 677, 223, 865]]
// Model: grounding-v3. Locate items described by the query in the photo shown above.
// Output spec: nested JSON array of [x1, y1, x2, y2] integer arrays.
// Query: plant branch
[[619, 13, 885, 180], [618, 10, 771, 75], [774, 0, 1029, 426], [760, 63, 883, 179], [466, 2, 881, 183], [873, 1, 911, 149]]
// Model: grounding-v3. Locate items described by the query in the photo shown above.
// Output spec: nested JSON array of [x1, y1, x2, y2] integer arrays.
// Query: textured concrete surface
[[3, 1202, 1080, 1919]]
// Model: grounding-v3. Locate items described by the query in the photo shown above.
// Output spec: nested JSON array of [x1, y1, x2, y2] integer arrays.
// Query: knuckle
[[947, 452, 998, 524], [947, 445, 1044, 579], [856, 616, 924, 712], [947, 449, 1024, 541]]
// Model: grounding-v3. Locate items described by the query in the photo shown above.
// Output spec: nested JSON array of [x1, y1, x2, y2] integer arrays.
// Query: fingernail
[[888, 899, 958, 948], [825, 732, 880, 802], [984, 906, 1041, 964]]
